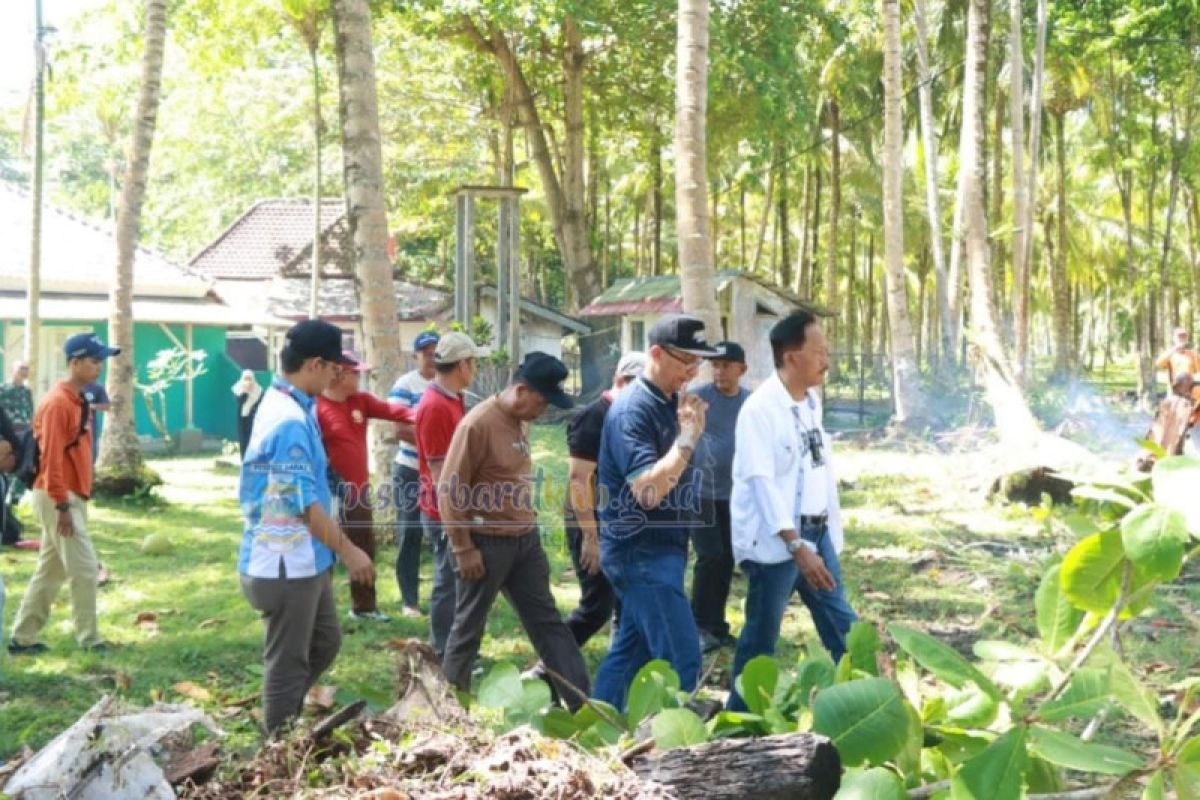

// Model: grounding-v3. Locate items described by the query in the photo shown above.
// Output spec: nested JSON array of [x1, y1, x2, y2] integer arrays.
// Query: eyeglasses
[[663, 347, 701, 371]]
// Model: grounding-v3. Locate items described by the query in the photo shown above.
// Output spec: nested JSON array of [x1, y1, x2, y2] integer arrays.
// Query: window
[[629, 320, 645, 351]]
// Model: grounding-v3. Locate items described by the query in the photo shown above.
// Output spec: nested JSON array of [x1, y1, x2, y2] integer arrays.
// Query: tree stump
[[630, 732, 841, 800]]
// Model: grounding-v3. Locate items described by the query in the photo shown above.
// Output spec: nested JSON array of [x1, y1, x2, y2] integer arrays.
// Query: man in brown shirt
[[438, 352, 590, 706]]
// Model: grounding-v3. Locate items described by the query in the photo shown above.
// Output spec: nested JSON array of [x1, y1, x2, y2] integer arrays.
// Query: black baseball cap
[[283, 320, 355, 365], [516, 351, 574, 409], [648, 313, 720, 357], [708, 341, 746, 364]]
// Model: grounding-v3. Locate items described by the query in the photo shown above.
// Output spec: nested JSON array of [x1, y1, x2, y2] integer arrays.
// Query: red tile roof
[[187, 198, 347, 279]]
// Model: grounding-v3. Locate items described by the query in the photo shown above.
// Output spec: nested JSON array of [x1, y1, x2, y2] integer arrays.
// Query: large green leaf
[[626, 659, 680, 727], [1035, 564, 1085, 653], [1120, 503, 1188, 581], [795, 653, 837, 707], [737, 655, 779, 715], [951, 725, 1028, 800], [1071, 485, 1137, 509], [1152, 455, 1200, 536], [835, 767, 905, 800], [1175, 735, 1200, 799], [1027, 725, 1142, 775], [846, 621, 881, 677], [476, 662, 523, 709], [1141, 769, 1166, 800], [1060, 530, 1127, 614], [573, 699, 626, 744], [534, 707, 580, 739], [888, 624, 1002, 701], [945, 687, 999, 728], [651, 708, 709, 750], [1035, 668, 1111, 722], [812, 678, 909, 767]]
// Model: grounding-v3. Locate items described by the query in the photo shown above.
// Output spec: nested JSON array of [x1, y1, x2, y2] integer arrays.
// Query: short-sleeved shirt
[[438, 396, 536, 537], [1156, 348, 1200, 384], [415, 381, 466, 520], [689, 383, 749, 501], [0, 383, 34, 431], [562, 391, 612, 519], [238, 376, 334, 579], [388, 369, 431, 470], [317, 391, 411, 491], [597, 376, 697, 554]]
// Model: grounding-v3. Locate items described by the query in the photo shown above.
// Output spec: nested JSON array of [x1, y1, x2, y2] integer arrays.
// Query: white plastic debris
[[4, 694, 220, 800]]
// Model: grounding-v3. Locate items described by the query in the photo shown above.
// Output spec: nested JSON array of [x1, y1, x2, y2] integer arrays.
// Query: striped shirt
[[388, 370, 430, 470]]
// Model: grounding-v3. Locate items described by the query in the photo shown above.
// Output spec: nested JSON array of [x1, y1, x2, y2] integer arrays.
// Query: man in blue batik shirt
[[238, 319, 375, 733], [591, 314, 717, 709]]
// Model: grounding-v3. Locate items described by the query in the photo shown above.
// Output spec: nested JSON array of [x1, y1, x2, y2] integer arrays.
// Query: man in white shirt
[[726, 310, 857, 712]]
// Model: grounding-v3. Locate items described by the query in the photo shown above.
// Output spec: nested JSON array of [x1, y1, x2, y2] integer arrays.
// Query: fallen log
[[630, 732, 841, 800]]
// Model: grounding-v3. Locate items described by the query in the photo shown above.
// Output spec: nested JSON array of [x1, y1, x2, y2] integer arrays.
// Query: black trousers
[[690, 498, 734, 638], [563, 518, 620, 646]]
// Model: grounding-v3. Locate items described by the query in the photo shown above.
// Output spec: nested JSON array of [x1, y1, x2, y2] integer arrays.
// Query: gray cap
[[434, 331, 484, 365], [615, 351, 647, 378]]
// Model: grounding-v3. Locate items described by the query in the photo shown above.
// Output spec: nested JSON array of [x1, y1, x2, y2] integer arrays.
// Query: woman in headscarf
[[232, 369, 264, 459]]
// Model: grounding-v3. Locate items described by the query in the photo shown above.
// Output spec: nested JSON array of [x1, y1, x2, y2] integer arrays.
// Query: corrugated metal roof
[[579, 269, 832, 318]]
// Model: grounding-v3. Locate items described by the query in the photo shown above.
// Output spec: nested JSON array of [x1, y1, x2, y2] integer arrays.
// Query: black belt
[[799, 514, 828, 526]]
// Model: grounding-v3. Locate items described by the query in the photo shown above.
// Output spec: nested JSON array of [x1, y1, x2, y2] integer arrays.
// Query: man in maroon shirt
[[317, 351, 413, 621], [415, 331, 481, 660]]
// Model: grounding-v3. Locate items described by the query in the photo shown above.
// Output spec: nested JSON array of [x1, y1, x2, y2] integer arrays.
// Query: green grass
[[2, 423, 1198, 763]]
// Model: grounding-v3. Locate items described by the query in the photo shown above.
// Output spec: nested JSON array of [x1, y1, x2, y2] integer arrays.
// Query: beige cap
[[434, 331, 484, 365]]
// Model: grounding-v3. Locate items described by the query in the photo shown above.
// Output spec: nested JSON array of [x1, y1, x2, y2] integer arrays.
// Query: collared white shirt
[[730, 371, 844, 565]]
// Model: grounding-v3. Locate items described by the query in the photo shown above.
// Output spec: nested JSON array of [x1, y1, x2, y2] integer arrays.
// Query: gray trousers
[[423, 512, 458, 660], [441, 530, 590, 710], [240, 569, 342, 733]]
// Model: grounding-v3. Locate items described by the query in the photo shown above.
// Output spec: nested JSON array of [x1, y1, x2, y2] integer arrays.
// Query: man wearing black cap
[[237, 319, 375, 733], [437, 352, 591, 705], [592, 313, 716, 709], [8, 333, 120, 654], [690, 341, 750, 654]]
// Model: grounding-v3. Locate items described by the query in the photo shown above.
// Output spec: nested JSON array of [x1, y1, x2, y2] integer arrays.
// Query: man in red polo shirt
[[317, 351, 413, 622], [415, 331, 481, 660]]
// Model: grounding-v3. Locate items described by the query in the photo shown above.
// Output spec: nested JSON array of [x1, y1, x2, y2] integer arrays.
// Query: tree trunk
[[1050, 111, 1070, 377], [881, 0, 927, 428], [675, 0, 720, 340], [991, 86, 1006, 329], [309, 42, 323, 318], [825, 100, 841, 349], [751, 163, 774, 274], [808, 165, 822, 298], [1009, 0, 1030, 385], [331, 0, 402, 482], [778, 147, 791, 289], [631, 733, 841, 800], [97, 0, 168, 477], [960, 0, 1039, 446], [651, 128, 664, 276], [793, 161, 811, 294], [913, 0, 954, 376], [865, 233, 875, 362]]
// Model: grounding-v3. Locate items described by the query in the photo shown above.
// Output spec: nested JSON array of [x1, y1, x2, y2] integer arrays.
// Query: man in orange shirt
[[8, 333, 120, 654], [1155, 327, 1200, 390]]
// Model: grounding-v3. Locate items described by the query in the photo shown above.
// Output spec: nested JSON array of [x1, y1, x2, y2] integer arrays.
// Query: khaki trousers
[[11, 489, 101, 647]]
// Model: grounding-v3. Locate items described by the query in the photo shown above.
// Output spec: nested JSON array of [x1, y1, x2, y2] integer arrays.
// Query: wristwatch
[[55, 501, 70, 512], [786, 537, 805, 554]]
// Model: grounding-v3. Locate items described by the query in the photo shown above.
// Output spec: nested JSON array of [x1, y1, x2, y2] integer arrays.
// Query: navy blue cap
[[413, 330, 440, 351], [708, 341, 746, 364], [64, 333, 121, 362], [516, 351, 573, 409], [284, 319, 355, 365]]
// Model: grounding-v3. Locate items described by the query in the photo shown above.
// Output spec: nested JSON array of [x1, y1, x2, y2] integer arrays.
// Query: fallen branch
[[307, 699, 366, 742]]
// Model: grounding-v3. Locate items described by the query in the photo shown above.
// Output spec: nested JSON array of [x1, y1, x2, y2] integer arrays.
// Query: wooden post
[[185, 323, 194, 428]]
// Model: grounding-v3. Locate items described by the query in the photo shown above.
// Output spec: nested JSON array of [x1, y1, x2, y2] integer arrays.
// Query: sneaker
[[83, 641, 117, 652], [7, 641, 49, 655], [347, 609, 391, 622], [699, 630, 723, 654], [400, 605, 423, 619]]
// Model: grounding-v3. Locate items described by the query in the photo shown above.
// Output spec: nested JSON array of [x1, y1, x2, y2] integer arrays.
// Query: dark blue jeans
[[392, 464, 423, 608], [727, 521, 857, 712], [592, 544, 700, 710]]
